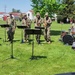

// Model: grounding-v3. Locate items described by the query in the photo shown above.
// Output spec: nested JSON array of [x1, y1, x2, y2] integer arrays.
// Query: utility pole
[[4, 5, 6, 13]]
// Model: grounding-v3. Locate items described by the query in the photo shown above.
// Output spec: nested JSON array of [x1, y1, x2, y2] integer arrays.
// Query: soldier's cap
[[9, 12, 12, 15], [45, 12, 48, 16], [23, 13, 27, 16], [36, 12, 40, 16]]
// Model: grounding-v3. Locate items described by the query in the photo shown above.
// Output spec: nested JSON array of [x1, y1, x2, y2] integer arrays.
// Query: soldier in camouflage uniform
[[19, 13, 23, 22], [43, 12, 52, 44], [34, 12, 42, 44], [22, 14, 31, 42], [6, 14, 16, 42]]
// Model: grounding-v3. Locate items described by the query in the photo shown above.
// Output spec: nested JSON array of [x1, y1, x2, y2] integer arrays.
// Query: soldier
[[6, 14, 16, 42], [34, 12, 42, 44], [19, 13, 23, 22], [22, 14, 31, 42], [27, 13, 32, 29], [43, 12, 52, 43]]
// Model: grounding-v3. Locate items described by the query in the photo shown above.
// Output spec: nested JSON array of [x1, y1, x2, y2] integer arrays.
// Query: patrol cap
[[45, 12, 48, 16], [23, 13, 27, 17], [36, 12, 40, 16]]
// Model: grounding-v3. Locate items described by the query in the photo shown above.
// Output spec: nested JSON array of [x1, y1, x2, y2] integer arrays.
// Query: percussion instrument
[[63, 35, 73, 45]]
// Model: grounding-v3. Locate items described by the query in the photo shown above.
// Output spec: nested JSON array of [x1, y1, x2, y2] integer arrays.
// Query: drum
[[61, 31, 68, 38], [63, 35, 73, 45]]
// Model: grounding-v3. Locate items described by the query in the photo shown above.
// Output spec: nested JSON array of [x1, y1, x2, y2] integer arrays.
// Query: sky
[[0, 0, 32, 13]]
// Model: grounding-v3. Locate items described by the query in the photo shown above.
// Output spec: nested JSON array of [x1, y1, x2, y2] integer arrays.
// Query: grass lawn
[[0, 20, 75, 75]]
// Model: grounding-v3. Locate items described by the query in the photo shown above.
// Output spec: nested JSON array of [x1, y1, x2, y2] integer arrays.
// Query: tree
[[12, 8, 21, 13], [31, 0, 64, 17], [58, 0, 75, 18]]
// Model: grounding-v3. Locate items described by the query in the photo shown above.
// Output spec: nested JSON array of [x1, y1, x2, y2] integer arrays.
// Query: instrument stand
[[25, 29, 41, 60], [0, 38, 2, 46], [30, 34, 34, 59], [17, 26, 27, 43], [7, 33, 15, 59], [4, 28, 7, 42], [11, 41, 14, 59], [3, 35, 17, 61], [21, 29, 24, 43], [0, 24, 10, 42]]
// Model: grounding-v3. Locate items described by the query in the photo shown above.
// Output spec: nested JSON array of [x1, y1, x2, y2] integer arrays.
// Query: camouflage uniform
[[34, 12, 42, 44], [19, 13, 23, 22], [43, 12, 52, 43], [6, 14, 16, 42], [22, 14, 31, 42]]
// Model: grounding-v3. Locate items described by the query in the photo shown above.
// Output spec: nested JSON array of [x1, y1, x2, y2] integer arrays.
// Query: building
[[26, 10, 34, 20], [0, 12, 6, 19]]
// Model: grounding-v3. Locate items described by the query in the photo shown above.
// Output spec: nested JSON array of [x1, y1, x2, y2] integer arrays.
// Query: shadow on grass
[[40, 40, 54, 44], [0, 44, 2, 46], [30, 56, 47, 60], [13, 39, 20, 42], [51, 30, 61, 36], [0, 38, 2, 39]]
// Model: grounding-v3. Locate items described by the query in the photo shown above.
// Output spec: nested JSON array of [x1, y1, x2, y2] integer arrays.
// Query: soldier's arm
[[14, 19, 17, 27], [34, 19, 36, 23], [22, 19, 25, 26]]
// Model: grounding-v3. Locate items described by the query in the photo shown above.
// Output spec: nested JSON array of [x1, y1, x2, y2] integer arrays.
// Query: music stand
[[35, 27, 44, 30], [0, 24, 10, 42], [10, 38, 14, 58], [17, 26, 27, 43], [25, 29, 41, 59]]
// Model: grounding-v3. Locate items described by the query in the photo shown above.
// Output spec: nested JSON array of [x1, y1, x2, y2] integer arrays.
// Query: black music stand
[[10, 38, 14, 59], [25, 29, 41, 59], [17, 26, 27, 43], [35, 27, 44, 29], [6, 33, 16, 59], [0, 24, 10, 42]]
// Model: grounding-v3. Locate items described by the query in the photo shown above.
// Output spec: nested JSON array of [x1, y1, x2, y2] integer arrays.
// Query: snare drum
[[63, 35, 73, 45]]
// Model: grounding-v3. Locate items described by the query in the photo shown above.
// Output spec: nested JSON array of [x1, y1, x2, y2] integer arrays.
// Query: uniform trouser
[[7, 27, 15, 41], [44, 26, 50, 42], [24, 26, 30, 41], [35, 26, 41, 43], [36, 34, 41, 43]]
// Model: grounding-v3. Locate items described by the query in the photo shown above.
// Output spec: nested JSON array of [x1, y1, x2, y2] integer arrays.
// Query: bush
[[57, 15, 63, 23]]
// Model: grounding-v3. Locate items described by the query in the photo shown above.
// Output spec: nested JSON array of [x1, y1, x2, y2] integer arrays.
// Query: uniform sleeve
[[22, 19, 25, 25], [14, 19, 17, 26], [34, 18, 36, 23]]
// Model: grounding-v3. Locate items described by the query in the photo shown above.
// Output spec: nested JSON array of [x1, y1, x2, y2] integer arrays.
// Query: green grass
[[0, 20, 75, 75]]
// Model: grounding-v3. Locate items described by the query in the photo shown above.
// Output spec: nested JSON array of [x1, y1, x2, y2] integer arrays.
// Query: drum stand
[[4, 28, 7, 42], [25, 29, 41, 59], [17, 26, 27, 43], [21, 29, 24, 43], [10, 39, 14, 58], [0, 24, 10, 42], [7, 33, 17, 60], [31, 34, 34, 59]]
